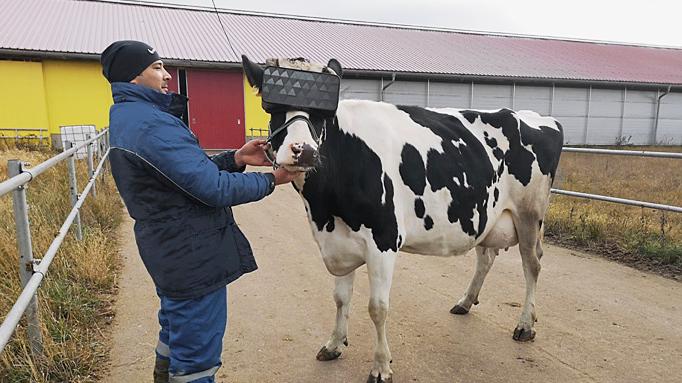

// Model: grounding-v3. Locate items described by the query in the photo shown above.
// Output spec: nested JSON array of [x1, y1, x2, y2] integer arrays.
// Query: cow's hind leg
[[451, 246, 497, 315], [317, 271, 356, 361], [366, 252, 396, 383], [512, 214, 543, 342]]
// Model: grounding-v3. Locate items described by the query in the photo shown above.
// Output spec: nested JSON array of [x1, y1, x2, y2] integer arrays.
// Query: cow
[[242, 55, 564, 383]]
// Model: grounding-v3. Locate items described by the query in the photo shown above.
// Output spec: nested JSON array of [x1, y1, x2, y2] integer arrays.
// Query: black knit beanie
[[100, 40, 161, 83]]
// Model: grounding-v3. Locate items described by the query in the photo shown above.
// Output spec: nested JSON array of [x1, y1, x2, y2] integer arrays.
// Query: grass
[[547, 145, 682, 278], [0, 141, 123, 382]]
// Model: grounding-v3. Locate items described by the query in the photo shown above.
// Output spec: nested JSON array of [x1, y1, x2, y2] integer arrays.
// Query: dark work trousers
[[156, 287, 228, 383]]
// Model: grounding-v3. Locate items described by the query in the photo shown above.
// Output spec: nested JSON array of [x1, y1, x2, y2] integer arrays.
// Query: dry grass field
[[0, 142, 123, 383], [548, 146, 682, 278]]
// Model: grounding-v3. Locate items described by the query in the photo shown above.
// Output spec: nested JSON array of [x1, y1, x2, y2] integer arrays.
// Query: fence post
[[86, 134, 96, 197], [7, 160, 44, 358], [105, 130, 110, 174], [65, 141, 83, 241]]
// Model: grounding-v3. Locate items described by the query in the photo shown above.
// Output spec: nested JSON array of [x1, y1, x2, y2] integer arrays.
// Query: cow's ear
[[327, 58, 343, 78], [242, 55, 264, 93]]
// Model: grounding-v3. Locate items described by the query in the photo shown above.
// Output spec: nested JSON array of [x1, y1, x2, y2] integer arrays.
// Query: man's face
[[131, 60, 171, 94]]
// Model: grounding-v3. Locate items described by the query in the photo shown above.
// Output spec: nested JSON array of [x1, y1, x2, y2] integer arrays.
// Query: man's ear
[[326, 58, 343, 78], [242, 55, 264, 93]]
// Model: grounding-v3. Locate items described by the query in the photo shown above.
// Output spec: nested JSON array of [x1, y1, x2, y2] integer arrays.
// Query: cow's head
[[242, 55, 343, 172]]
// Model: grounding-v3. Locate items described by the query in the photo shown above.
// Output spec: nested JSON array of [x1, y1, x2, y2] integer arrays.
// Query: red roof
[[2, 0, 682, 85]]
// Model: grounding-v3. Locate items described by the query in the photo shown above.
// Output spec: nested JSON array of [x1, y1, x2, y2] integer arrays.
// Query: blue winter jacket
[[108, 83, 274, 299]]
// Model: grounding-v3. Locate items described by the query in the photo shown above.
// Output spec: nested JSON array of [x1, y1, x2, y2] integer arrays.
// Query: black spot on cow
[[461, 111, 479, 124], [301, 117, 399, 252], [267, 113, 287, 153], [519, 121, 564, 179], [414, 198, 425, 218], [326, 220, 335, 232], [400, 143, 426, 196], [461, 109, 531, 186], [484, 135, 504, 161], [462, 108, 564, 184], [397, 105, 495, 238], [398, 235, 403, 247], [424, 215, 434, 230], [494, 188, 499, 204]]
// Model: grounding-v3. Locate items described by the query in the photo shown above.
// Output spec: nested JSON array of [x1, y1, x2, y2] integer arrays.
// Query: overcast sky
[[137, 0, 682, 47]]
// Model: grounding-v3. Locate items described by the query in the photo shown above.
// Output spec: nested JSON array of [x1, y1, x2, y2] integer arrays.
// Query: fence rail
[[552, 146, 682, 213], [0, 129, 110, 357], [0, 128, 48, 145], [561, 146, 682, 159], [247, 127, 269, 140]]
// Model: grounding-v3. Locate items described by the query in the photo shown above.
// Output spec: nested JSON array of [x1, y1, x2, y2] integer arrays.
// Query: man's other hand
[[235, 139, 272, 167], [272, 167, 303, 185]]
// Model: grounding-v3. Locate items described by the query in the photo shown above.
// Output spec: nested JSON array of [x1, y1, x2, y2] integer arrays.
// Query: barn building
[[1, 0, 681, 149]]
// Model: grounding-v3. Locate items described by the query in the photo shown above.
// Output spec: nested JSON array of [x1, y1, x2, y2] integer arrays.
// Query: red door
[[186, 69, 245, 149]]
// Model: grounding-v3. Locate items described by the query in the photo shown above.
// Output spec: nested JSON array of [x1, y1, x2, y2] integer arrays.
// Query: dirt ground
[[105, 179, 682, 383]]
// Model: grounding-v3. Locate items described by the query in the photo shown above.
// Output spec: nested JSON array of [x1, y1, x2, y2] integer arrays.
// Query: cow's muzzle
[[291, 143, 319, 168]]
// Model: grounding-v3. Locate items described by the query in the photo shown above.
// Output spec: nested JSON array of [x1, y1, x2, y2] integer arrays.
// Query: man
[[101, 40, 300, 383]]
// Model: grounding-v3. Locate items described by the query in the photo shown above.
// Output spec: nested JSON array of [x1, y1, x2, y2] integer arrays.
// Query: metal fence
[[247, 127, 269, 141], [552, 147, 682, 213], [0, 129, 110, 358], [0, 128, 48, 146]]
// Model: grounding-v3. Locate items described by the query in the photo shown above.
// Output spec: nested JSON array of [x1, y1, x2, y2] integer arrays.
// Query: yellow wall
[[243, 75, 270, 137], [2, 60, 268, 144], [0, 61, 50, 135], [42, 60, 112, 136]]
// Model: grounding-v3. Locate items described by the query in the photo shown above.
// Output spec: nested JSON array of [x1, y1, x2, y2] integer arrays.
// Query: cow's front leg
[[366, 252, 396, 383], [317, 271, 356, 361]]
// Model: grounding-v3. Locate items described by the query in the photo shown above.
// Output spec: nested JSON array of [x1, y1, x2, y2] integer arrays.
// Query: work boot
[[153, 357, 170, 383]]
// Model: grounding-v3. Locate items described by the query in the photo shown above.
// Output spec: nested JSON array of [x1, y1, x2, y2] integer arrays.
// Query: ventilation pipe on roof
[[380, 73, 397, 101], [652, 85, 672, 144]]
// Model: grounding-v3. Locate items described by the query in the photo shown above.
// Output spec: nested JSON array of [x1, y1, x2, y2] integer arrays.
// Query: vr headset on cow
[[258, 64, 341, 165], [260, 65, 341, 116]]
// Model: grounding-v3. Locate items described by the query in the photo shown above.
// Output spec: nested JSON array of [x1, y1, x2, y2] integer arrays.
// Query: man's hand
[[272, 167, 304, 185], [234, 139, 272, 167]]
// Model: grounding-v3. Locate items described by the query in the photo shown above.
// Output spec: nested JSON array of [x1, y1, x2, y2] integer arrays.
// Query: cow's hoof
[[316, 346, 341, 361], [450, 304, 469, 315], [512, 326, 536, 342], [366, 373, 392, 383]]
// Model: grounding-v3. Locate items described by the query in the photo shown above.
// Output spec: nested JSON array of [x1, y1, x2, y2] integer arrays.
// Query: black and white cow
[[243, 56, 564, 383]]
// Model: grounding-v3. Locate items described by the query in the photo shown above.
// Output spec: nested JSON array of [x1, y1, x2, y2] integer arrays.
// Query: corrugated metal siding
[[658, 93, 682, 145], [340, 79, 380, 101], [588, 89, 622, 144], [622, 90, 657, 144], [427, 82, 472, 109], [383, 81, 427, 106], [2, 0, 682, 85], [514, 85, 551, 115]]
